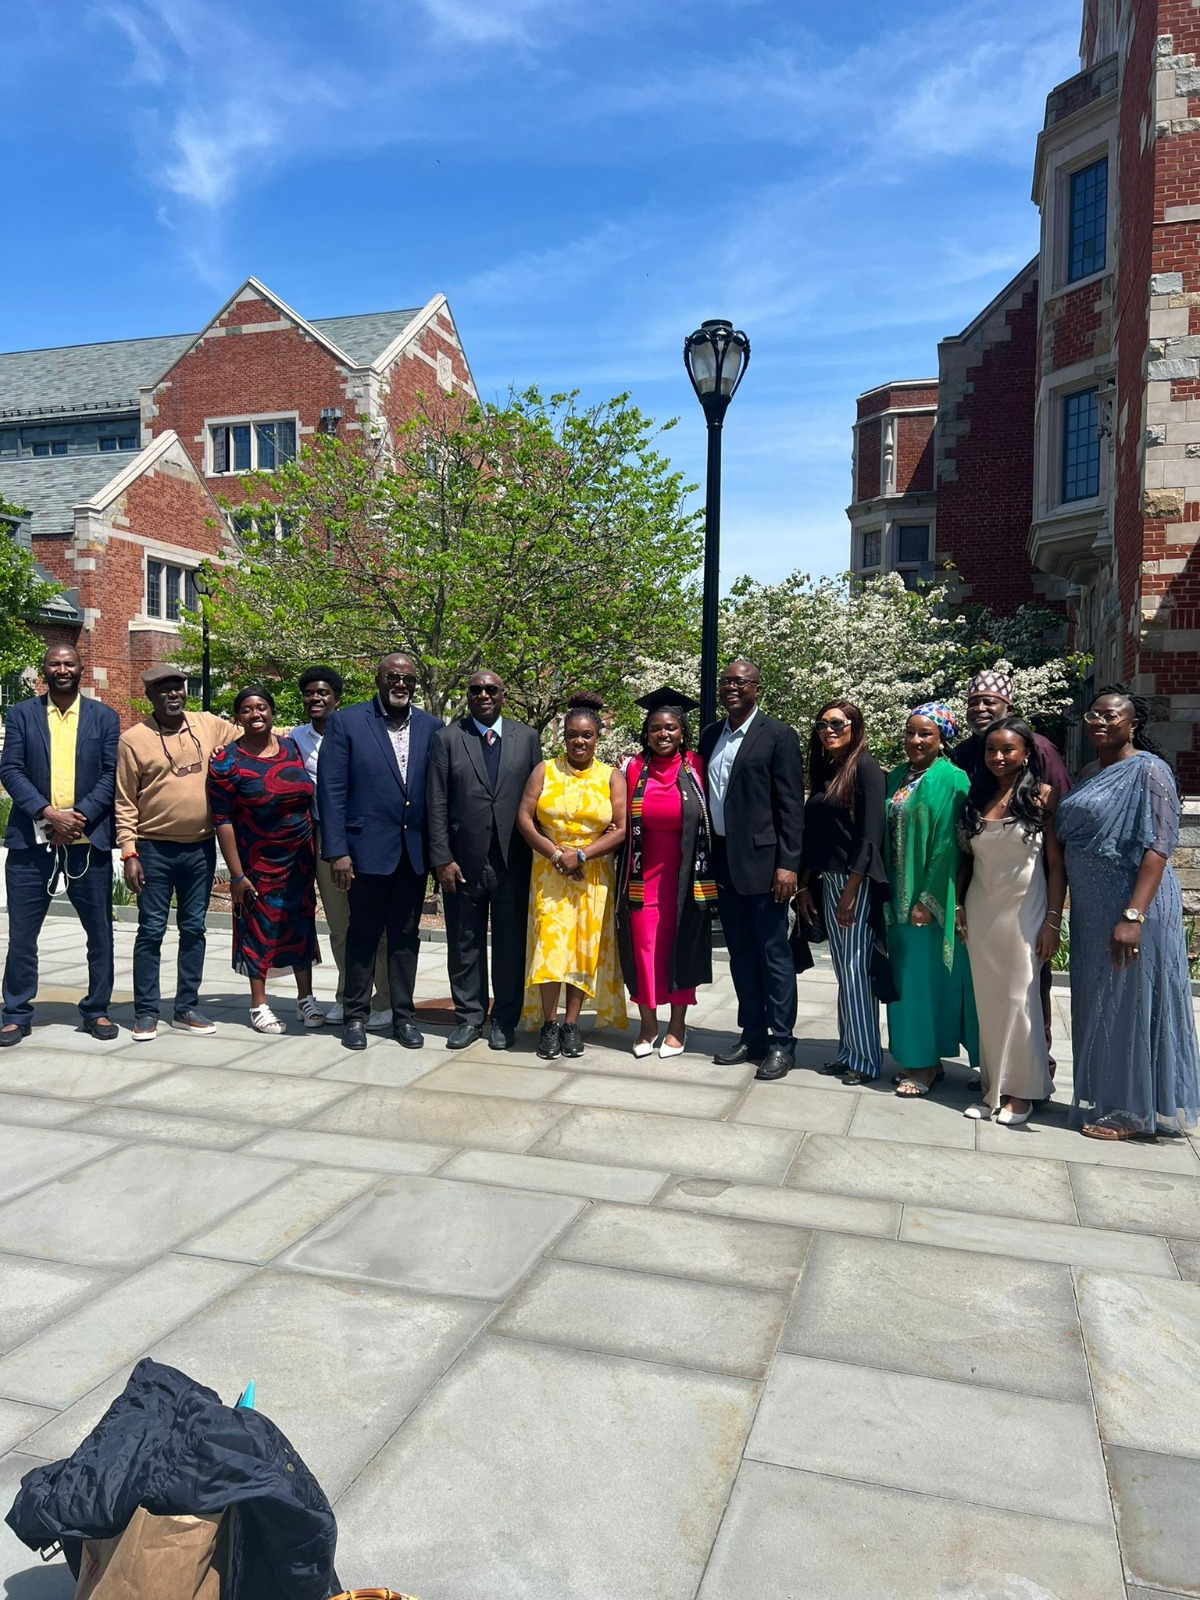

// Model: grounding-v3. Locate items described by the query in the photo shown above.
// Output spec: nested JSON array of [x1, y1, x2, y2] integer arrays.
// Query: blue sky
[[3, 0, 1081, 584]]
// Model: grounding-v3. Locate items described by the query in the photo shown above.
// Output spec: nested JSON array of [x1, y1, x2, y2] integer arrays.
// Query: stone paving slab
[[552, 1202, 813, 1290], [658, 1175, 902, 1238], [0, 1143, 295, 1268], [779, 1232, 1092, 1400], [729, 1082, 855, 1134], [438, 1149, 667, 1202], [1070, 1163, 1200, 1238], [746, 1351, 1111, 1524], [549, 1072, 741, 1119], [0, 1254, 253, 1407], [788, 1132, 1079, 1222], [695, 1460, 1127, 1600], [68, 1106, 266, 1149], [245, 1127, 456, 1173], [531, 1105, 801, 1183], [333, 1337, 758, 1599], [310, 1084, 570, 1152], [0, 1091, 91, 1127], [1106, 1445, 1200, 1596], [280, 1174, 582, 1297], [113, 1064, 353, 1124], [901, 1205, 1180, 1276], [180, 1166, 379, 1263], [1076, 1271, 1200, 1456], [0, 1452, 75, 1598], [0, 1255, 111, 1356], [0, 1124, 116, 1206]]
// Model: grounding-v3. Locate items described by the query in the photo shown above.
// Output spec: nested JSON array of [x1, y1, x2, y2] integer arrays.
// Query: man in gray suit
[[426, 670, 541, 1050]]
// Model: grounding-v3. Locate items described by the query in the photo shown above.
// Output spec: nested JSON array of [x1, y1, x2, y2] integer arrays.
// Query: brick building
[[0, 277, 476, 721], [848, 0, 1200, 789]]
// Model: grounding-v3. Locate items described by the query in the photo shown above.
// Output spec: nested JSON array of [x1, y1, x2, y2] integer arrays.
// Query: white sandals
[[297, 996, 325, 1030], [250, 1004, 285, 1035]]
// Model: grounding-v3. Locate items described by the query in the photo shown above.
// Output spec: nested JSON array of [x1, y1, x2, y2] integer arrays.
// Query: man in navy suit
[[318, 652, 441, 1051], [0, 644, 121, 1045]]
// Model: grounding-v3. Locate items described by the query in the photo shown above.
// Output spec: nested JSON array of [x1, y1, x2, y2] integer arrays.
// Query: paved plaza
[[0, 912, 1198, 1597]]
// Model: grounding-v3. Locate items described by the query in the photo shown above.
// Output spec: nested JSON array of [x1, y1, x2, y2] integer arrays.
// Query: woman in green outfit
[[886, 701, 979, 1097]]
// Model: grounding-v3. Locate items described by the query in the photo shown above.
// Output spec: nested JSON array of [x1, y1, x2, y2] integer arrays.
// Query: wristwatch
[[1121, 907, 1146, 924]]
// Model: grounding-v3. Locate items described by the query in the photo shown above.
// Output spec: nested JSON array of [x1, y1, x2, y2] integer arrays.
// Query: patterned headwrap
[[967, 669, 1014, 702], [909, 701, 961, 746]]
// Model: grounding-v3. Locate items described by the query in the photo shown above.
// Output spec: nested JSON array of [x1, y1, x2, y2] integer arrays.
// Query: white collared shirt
[[291, 721, 322, 819], [707, 707, 759, 836]]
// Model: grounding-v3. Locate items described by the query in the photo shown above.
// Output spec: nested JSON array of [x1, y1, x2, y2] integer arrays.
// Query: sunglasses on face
[[1083, 710, 1125, 724], [381, 672, 417, 688], [468, 685, 501, 697], [815, 719, 850, 733]]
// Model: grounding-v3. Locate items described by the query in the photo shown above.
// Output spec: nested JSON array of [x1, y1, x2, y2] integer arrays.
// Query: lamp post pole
[[699, 413, 724, 735], [684, 319, 750, 733], [193, 563, 212, 712]]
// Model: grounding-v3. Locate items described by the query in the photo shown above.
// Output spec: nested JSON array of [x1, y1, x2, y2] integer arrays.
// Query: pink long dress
[[628, 752, 700, 1008]]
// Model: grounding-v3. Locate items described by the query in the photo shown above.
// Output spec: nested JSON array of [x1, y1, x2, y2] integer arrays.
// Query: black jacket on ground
[[5, 1359, 339, 1600]]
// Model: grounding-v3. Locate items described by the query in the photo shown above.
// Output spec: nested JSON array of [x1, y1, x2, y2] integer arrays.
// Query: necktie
[[485, 729, 497, 747]]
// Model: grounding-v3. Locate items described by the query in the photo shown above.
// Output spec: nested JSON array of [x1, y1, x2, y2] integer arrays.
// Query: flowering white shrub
[[717, 572, 1086, 764]]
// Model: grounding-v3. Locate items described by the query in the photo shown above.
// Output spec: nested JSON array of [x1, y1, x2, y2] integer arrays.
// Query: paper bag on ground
[[75, 1504, 226, 1599]]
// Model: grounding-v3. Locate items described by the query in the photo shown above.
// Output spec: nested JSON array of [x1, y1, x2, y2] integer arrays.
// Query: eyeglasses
[[815, 719, 850, 733], [468, 684, 501, 697], [1083, 710, 1125, 724], [155, 722, 204, 778], [719, 675, 757, 688], [380, 672, 417, 688]]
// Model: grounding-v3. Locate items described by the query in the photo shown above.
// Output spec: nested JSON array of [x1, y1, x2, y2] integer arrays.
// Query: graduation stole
[[627, 755, 717, 907]]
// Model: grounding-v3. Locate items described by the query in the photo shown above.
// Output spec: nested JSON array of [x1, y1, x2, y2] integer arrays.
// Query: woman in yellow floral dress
[[516, 692, 628, 1059]]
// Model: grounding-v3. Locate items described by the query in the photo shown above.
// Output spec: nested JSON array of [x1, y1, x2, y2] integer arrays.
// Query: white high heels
[[659, 1034, 687, 1059]]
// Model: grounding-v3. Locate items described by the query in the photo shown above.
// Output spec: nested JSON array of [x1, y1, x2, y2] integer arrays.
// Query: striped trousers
[[822, 872, 882, 1079]]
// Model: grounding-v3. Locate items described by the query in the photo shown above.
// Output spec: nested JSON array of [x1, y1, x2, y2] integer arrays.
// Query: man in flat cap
[[115, 665, 239, 1042]]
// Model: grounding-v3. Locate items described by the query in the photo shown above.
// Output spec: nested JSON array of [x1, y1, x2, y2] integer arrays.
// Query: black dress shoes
[[393, 1021, 425, 1049], [82, 1017, 119, 1041], [713, 1040, 766, 1066], [342, 1021, 368, 1051], [0, 1023, 30, 1048], [488, 1021, 515, 1051], [755, 1047, 796, 1082], [447, 1022, 483, 1050]]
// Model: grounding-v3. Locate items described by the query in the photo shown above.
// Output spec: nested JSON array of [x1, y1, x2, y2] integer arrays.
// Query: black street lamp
[[192, 562, 213, 712], [684, 318, 750, 731]]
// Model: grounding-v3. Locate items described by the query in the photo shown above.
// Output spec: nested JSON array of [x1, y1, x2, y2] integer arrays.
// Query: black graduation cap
[[636, 685, 700, 714]]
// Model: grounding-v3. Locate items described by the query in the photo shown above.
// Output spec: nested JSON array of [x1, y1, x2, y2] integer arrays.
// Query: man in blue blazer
[[318, 652, 441, 1051], [0, 645, 121, 1045]]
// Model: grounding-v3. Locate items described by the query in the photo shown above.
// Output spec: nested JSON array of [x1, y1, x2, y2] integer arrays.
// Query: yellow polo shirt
[[47, 696, 80, 810]]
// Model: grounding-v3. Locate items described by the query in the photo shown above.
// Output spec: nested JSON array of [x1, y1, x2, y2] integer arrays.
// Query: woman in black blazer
[[796, 700, 888, 1084]]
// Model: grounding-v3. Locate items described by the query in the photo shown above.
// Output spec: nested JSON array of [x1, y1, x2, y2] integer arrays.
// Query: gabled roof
[[0, 285, 440, 422], [0, 334, 193, 420], [0, 454, 137, 538], [311, 310, 421, 366]]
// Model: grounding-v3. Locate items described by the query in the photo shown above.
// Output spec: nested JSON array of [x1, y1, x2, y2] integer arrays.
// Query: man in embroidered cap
[[952, 670, 1070, 801], [952, 668, 1070, 1065]]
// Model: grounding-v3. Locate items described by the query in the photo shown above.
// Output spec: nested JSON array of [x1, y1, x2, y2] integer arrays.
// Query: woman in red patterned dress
[[207, 686, 322, 1035]]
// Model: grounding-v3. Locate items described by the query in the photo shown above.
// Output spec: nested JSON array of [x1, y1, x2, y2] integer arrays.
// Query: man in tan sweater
[[115, 664, 239, 1041]]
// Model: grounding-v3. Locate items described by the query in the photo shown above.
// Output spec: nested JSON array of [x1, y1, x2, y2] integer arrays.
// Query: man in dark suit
[[426, 669, 541, 1051], [318, 652, 441, 1052], [0, 644, 121, 1045], [699, 658, 805, 1082]]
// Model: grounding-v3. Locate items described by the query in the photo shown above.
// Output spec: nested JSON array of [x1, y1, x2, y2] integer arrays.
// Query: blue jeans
[[133, 838, 216, 1019], [3, 845, 114, 1026]]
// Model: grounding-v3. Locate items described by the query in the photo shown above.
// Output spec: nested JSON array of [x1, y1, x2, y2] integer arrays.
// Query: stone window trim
[[138, 555, 201, 626], [1034, 89, 1116, 302], [205, 411, 299, 476], [860, 527, 882, 571], [1034, 359, 1112, 520]]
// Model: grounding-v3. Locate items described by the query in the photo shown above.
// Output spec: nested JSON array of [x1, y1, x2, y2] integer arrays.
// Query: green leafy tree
[[180, 389, 702, 731], [0, 497, 65, 681]]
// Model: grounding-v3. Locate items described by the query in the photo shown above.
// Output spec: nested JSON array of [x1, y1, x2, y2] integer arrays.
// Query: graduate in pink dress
[[617, 688, 717, 1058]]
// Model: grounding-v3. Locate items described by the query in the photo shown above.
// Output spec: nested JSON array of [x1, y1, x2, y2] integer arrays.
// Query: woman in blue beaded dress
[[1055, 686, 1199, 1140]]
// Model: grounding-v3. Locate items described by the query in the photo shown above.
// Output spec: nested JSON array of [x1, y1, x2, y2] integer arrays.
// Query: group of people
[[1, 645, 1197, 1144]]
